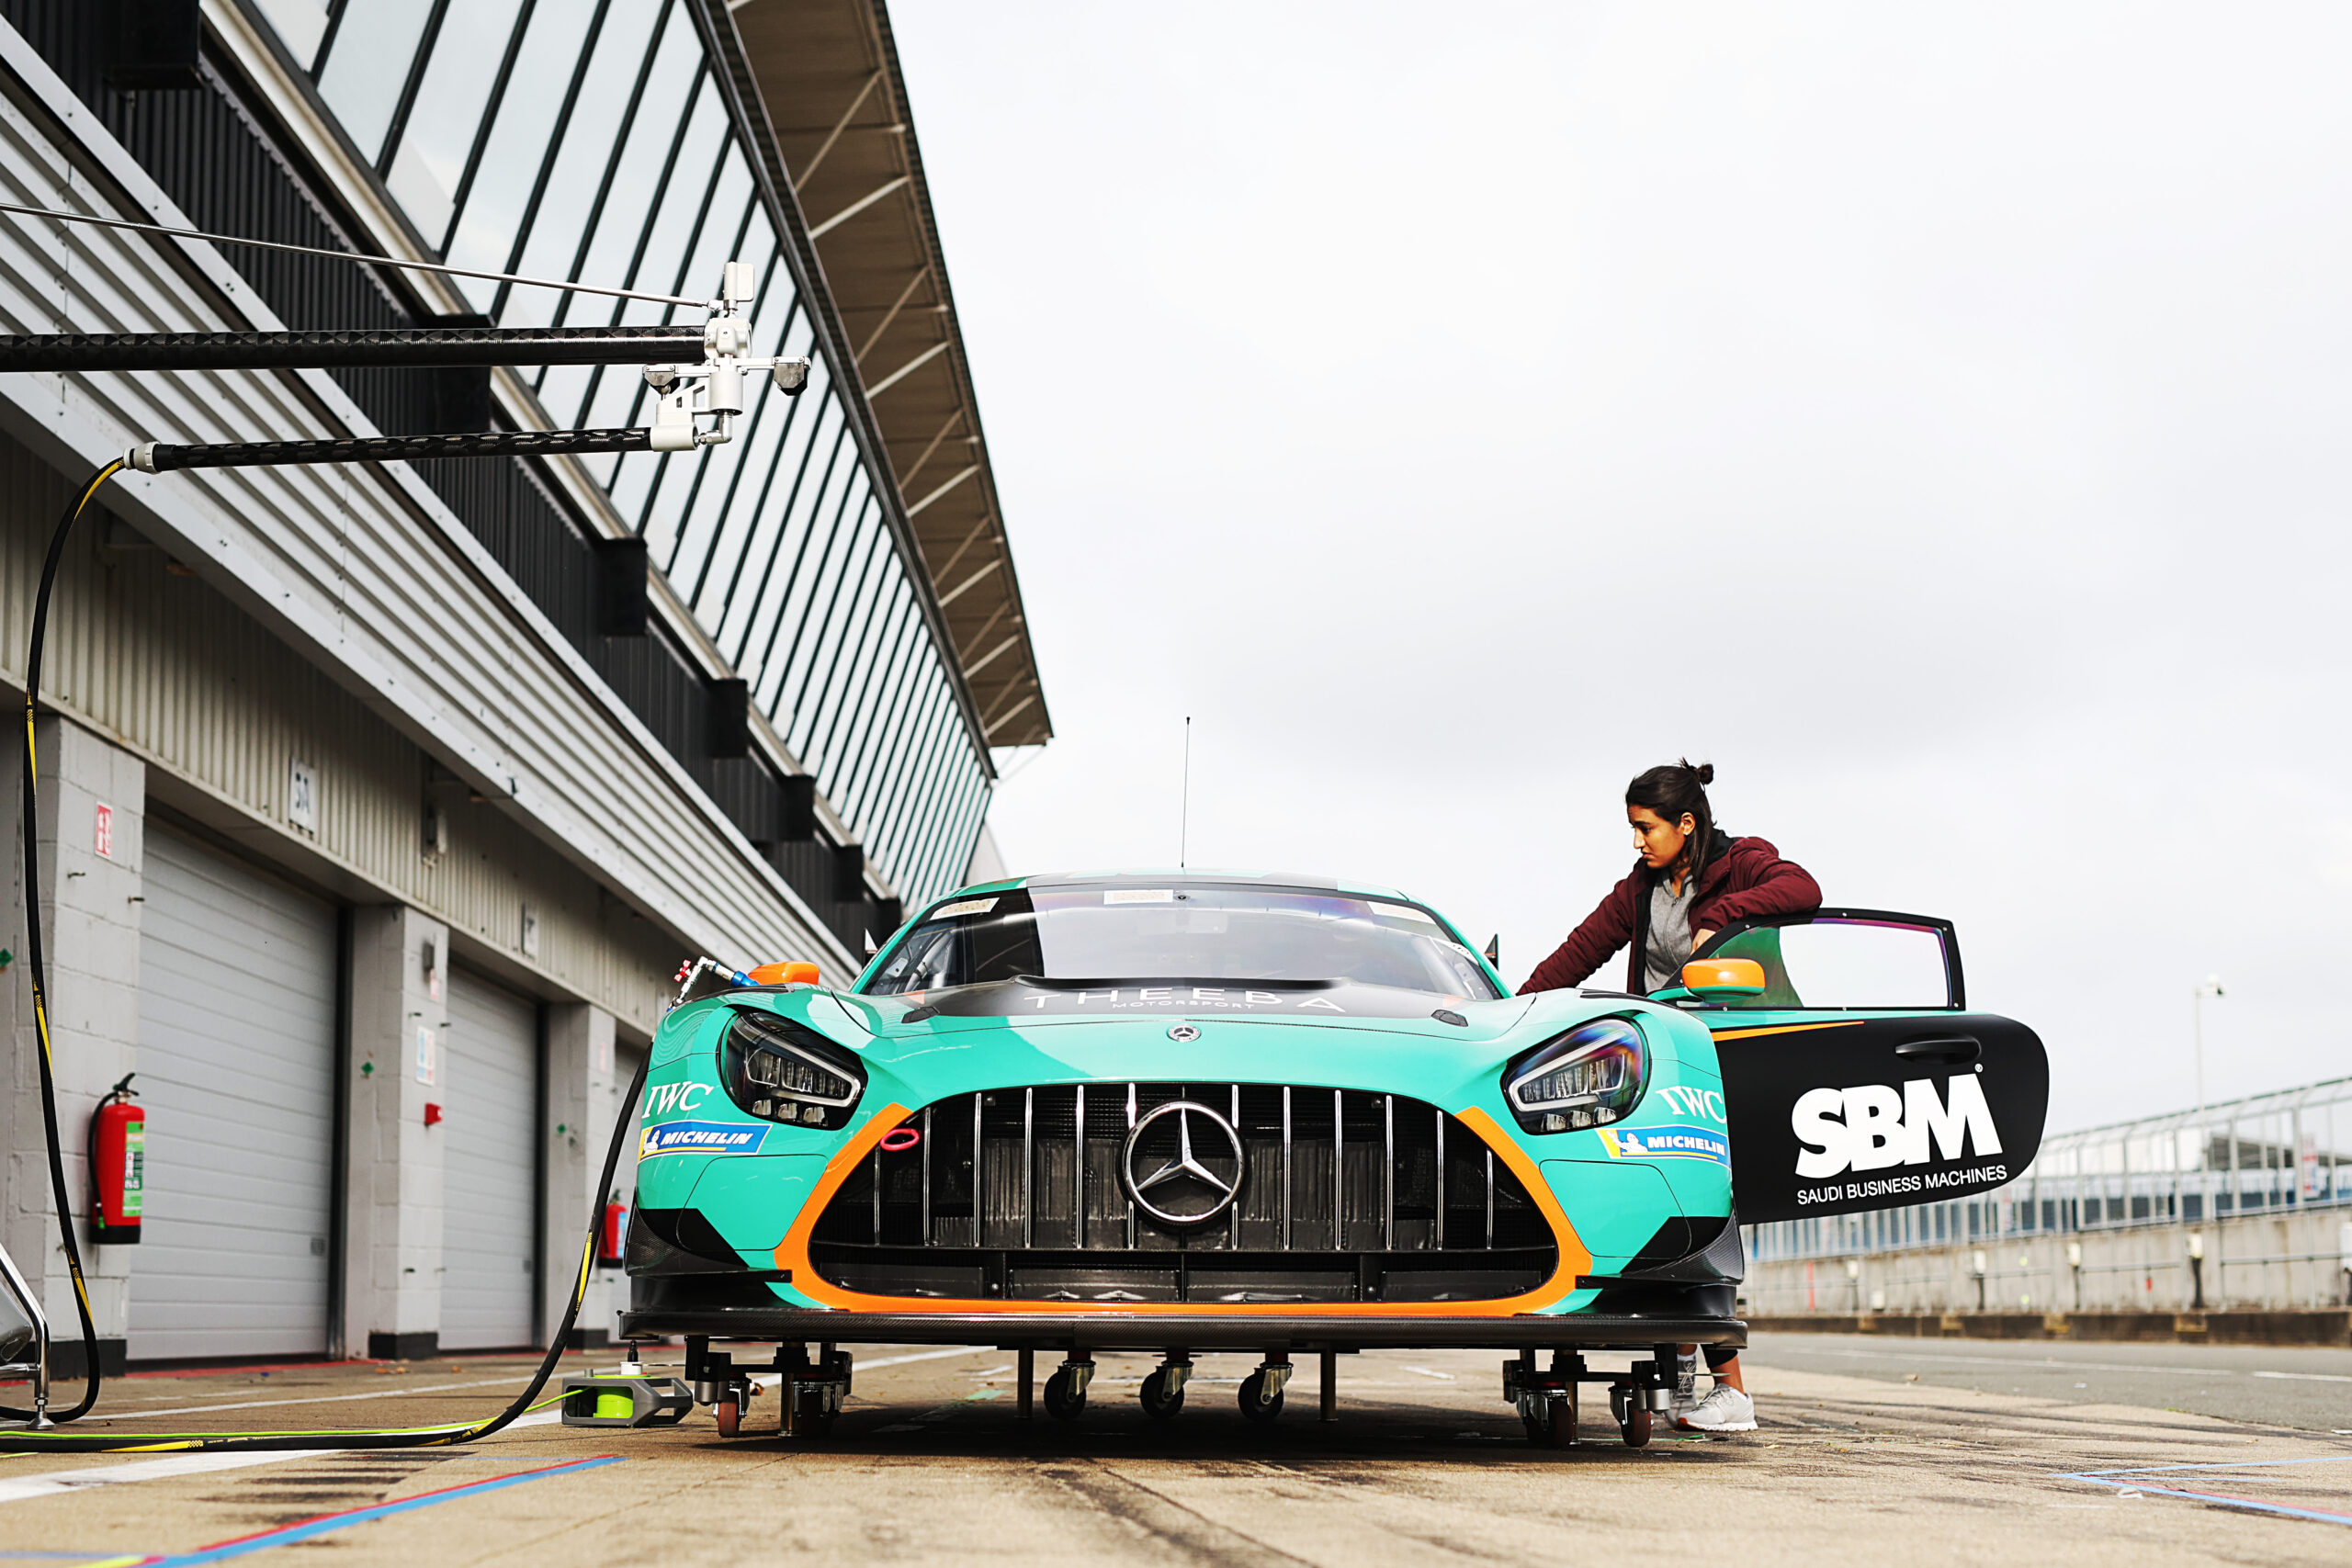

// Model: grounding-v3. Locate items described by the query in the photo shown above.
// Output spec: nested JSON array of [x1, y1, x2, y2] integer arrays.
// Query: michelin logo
[[1598, 1123, 1730, 1165], [1791, 1073, 2001, 1179], [640, 1121, 767, 1158]]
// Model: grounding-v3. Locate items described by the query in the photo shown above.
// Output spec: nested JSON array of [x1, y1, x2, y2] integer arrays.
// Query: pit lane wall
[[1742, 1075, 2352, 1318], [1744, 1206, 2352, 1317]]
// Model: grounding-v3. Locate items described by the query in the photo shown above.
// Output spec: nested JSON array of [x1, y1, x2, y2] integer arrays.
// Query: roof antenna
[[1179, 716, 1192, 870]]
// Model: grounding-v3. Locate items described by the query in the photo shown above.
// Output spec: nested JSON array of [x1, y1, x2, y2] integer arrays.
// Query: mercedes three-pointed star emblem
[[1120, 1100, 1247, 1227]]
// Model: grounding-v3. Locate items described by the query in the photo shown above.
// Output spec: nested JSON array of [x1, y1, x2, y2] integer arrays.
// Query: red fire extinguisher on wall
[[91, 1073, 143, 1245], [598, 1189, 628, 1268]]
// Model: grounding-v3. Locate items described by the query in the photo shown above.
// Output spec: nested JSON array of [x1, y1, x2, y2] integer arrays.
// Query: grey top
[[1643, 874, 1698, 993]]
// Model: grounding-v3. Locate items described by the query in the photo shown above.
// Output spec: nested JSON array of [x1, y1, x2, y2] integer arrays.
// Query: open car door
[[1689, 909, 2048, 1223]]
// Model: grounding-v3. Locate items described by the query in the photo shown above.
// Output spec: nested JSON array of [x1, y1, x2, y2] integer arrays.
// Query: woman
[[1521, 759, 1821, 1435], [1520, 760, 1821, 998]]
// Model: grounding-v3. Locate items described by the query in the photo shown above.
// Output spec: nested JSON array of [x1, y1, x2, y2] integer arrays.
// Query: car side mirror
[[1679, 958, 1766, 1000], [747, 960, 822, 987]]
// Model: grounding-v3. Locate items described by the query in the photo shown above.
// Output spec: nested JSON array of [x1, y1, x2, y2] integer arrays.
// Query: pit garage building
[[0, 0, 1047, 1371]]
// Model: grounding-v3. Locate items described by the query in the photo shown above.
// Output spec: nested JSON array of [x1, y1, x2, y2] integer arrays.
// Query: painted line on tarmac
[[1763, 1345, 2352, 1381], [2053, 1455, 2352, 1528], [5, 1359, 954, 1502], [854, 1347, 994, 1372], [123, 1454, 622, 1566], [124, 1377, 527, 1420], [0, 1409, 567, 1506], [0, 1451, 344, 1506]]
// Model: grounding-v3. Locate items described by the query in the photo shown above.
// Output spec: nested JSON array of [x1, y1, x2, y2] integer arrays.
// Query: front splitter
[[618, 1308, 1746, 1352]]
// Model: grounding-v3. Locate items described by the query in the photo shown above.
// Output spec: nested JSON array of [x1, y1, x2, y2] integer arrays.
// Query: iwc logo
[[1167, 1024, 1201, 1043], [1120, 1100, 1244, 1226]]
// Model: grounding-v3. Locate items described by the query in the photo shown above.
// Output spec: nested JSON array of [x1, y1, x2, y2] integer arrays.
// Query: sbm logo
[[1791, 1074, 2002, 1178]]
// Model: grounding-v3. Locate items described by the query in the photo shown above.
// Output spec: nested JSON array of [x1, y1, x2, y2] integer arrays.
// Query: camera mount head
[[639, 260, 811, 452]]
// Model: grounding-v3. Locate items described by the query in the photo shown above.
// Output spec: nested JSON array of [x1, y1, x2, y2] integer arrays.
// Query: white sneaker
[[1675, 1385, 1756, 1433]]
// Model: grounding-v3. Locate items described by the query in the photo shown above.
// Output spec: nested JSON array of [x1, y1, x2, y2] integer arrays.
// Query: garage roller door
[[442, 969, 539, 1348], [130, 829, 337, 1361]]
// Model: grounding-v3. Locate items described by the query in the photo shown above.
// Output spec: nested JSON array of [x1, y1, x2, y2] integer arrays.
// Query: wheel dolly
[[1501, 1347, 1679, 1449], [681, 1339, 853, 1438]]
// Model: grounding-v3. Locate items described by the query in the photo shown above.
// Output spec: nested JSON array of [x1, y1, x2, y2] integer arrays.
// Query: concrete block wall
[[1745, 1205, 2352, 1317], [341, 905, 449, 1360]]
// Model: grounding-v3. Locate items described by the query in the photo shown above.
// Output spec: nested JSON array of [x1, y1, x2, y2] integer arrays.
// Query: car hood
[[659, 983, 1717, 1110], [864, 976, 1522, 1023]]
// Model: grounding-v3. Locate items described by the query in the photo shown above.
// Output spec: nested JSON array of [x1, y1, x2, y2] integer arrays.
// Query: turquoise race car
[[619, 872, 2046, 1447]]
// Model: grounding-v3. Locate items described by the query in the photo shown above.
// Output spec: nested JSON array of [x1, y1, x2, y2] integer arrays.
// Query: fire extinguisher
[[91, 1073, 143, 1245], [598, 1189, 628, 1268]]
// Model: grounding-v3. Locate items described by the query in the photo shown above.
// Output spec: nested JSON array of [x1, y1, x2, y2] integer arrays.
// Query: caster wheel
[[1238, 1370, 1283, 1424], [1044, 1367, 1088, 1421], [714, 1400, 742, 1438], [1619, 1407, 1652, 1449], [1140, 1367, 1186, 1420], [788, 1392, 837, 1438], [1522, 1395, 1572, 1448]]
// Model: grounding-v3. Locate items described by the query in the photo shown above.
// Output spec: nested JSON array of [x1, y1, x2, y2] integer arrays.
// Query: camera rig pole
[[0, 326, 710, 371], [0, 263, 809, 453]]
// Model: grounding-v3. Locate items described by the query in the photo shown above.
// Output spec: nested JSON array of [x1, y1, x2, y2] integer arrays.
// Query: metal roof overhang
[[716, 0, 1051, 750]]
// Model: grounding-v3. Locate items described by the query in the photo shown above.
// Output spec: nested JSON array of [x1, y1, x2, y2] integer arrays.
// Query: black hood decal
[[908, 977, 1480, 1021]]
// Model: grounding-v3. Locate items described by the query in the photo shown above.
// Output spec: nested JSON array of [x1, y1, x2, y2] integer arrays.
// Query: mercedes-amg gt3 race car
[[620, 873, 2047, 1447]]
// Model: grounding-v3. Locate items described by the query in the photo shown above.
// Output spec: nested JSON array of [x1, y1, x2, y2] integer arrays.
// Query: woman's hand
[[1692, 928, 1717, 952]]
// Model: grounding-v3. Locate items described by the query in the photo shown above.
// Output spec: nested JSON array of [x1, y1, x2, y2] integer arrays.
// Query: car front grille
[[808, 1083, 1556, 1303]]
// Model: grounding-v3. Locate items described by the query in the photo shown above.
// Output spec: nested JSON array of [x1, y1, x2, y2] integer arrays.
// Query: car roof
[[944, 869, 1419, 905]]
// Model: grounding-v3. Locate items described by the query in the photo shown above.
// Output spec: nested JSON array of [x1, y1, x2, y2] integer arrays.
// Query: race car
[[618, 872, 2046, 1448]]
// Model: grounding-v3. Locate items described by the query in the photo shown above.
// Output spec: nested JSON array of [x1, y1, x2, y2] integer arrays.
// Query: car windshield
[[863, 885, 1502, 999]]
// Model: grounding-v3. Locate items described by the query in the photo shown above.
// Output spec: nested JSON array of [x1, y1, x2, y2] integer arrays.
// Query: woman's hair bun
[[1627, 759, 1713, 816]]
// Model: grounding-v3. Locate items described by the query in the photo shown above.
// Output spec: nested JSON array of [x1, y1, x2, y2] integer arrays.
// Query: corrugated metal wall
[[0, 0, 899, 953], [0, 21, 871, 982], [0, 429, 680, 1032]]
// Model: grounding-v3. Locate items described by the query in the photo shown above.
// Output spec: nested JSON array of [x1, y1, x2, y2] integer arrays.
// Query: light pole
[[2192, 976, 2224, 1241], [2192, 975, 2224, 1122]]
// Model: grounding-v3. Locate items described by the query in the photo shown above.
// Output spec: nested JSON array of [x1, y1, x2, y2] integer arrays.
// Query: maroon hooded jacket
[[1519, 836, 1822, 996]]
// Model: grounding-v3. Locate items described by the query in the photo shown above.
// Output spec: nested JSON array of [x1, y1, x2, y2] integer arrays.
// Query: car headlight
[[720, 1010, 865, 1129], [1504, 1017, 1648, 1134]]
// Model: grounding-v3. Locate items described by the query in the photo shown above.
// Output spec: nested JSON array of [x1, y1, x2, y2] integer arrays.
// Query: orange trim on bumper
[[771, 1102, 1594, 1318]]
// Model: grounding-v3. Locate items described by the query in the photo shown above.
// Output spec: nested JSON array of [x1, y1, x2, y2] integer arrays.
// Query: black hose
[[6, 448, 655, 1450], [8, 461, 122, 1423], [0, 327, 706, 372]]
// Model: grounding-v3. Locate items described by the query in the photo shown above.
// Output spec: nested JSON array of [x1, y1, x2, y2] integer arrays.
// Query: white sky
[[889, 1, 2352, 1134]]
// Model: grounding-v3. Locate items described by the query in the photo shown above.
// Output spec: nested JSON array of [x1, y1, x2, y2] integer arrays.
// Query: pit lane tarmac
[[0, 1338, 2345, 1567]]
